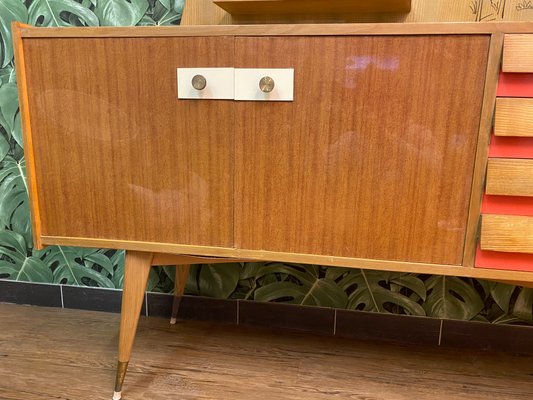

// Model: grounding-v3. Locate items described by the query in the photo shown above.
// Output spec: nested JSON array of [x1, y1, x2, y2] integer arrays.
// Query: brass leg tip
[[170, 317, 177, 325], [114, 360, 128, 397]]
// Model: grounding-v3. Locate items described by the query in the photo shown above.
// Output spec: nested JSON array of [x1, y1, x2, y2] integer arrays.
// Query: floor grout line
[[438, 320, 443, 346]]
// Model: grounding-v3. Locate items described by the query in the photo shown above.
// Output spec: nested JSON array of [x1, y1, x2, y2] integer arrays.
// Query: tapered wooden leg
[[170, 264, 190, 325], [113, 251, 153, 400]]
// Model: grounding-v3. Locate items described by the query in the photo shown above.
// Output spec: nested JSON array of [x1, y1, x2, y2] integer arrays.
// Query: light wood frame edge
[[17, 21, 533, 38], [12, 22, 43, 249], [462, 32, 504, 268], [41, 235, 533, 282], [151, 253, 252, 266]]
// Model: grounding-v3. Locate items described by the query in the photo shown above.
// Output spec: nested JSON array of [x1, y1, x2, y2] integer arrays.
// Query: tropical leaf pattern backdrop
[[0, 0, 532, 325]]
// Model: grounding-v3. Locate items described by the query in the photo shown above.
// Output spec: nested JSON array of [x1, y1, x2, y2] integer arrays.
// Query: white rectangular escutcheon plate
[[177, 67, 235, 100], [234, 68, 294, 101]]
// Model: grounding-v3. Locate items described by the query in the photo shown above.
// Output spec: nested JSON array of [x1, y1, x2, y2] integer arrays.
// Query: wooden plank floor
[[1, 303, 533, 400]]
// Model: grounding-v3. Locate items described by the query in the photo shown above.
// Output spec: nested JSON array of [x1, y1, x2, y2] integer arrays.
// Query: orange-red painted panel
[[482, 194, 533, 216], [497, 72, 533, 97], [476, 246, 533, 272], [489, 134, 533, 158], [476, 72, 533, 272]]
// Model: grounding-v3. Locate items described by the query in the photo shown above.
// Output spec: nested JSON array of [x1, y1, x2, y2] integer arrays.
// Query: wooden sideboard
[[12, 22, 533, 399]]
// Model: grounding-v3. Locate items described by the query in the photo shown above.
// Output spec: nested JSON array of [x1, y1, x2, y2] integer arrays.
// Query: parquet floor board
[[1, 303, 532, 400]]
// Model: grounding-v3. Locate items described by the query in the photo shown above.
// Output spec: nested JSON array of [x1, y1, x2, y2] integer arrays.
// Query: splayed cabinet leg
[[170, 264, 191, 325], [113, 251, 153, 400]]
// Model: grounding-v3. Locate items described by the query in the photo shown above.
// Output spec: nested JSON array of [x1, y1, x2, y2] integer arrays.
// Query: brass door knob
[[191, 74, 207, 90], [259, 76, 275, 93]]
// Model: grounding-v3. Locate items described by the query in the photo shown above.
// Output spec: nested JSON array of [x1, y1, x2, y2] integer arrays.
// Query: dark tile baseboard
[[335, 309, 441, 346], [0, 280, 62, 308], [1, 279, 532, 354], [440, 319, 533, 353], [148, 292, 237, 323], [62, 285, 125, 313], [239, 300, 335, 335]]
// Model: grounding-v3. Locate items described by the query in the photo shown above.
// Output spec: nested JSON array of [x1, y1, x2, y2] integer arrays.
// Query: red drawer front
[[476, 73, 533, 272]]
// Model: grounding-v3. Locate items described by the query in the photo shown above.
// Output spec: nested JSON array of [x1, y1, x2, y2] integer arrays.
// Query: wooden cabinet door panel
[[235, 35, 489, 264], [24, 37, 234, 247]]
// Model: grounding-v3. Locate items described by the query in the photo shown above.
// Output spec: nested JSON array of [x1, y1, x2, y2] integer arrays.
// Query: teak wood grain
[[213, 0, 412, 15], [151, 253, 251, 266], [17, 23, 532, 278], [462, 32, 504, 268], [37, 234, 533, 283], [115, 251, 153, 396], [22, 36, 235, 248], [495, 98, 533, 137], [181, 0, 233, 25], [188, 0, 530, 25], [4, 304, 533, 400], [234, 35, 489, 265], [118, 251, 153, 364], [503, 34, 533, 72], [481, 214, 533, 254], [11, 23, 42, 248], [486, 158, 533, 197], [17, 22, 533, 38]]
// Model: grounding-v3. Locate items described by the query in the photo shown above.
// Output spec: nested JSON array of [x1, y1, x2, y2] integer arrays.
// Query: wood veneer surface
[[213, 0, 412, 15], [18, 23, 533, 38], [495, 97, 533, 137], [461, 33, 503, 268], [235, 35, 489, 264], [193, 0, 533, 24], [486, 158, 533, 197], [481, 214, 533, 254], [2, 304, 533, 400], [12, 23, 42, 248], [503, 34, 533, 73], [181, 0, 233, 25], [23, 37, 234, 247]]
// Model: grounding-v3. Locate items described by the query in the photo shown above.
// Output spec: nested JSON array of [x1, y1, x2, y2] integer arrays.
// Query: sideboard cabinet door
[[234, 35, 490, 265], [24, 37, 235, 248]]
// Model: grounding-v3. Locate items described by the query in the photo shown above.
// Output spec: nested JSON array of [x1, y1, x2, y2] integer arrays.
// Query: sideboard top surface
[[16, 21, 533, 38]]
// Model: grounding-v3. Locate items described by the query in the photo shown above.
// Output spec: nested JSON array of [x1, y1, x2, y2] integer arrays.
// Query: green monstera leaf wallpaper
[[0, 0, 532, 325]]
